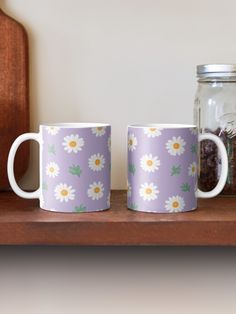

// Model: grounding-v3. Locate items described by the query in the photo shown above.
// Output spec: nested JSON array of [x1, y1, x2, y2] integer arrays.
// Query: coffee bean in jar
[[194, 64, 236, 196], [199, 128, 236, 195]]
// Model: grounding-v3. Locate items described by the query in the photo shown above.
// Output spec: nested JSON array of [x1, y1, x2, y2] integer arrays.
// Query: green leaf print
[[181, 183, 190, 192], [69, 165, 82, 177], [42, 182, 48, 191], [171, 165, 181, 176], [48, 144, 56, 155], [74, 204, 87, 212], [129, 202, 138, 210], [128, 163, 136, 175], [191, 144, 197, 154]]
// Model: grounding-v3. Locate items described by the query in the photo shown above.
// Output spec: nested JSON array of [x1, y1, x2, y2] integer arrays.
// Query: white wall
[[2, 1, 236, 313], [3, 0, 236, 189]]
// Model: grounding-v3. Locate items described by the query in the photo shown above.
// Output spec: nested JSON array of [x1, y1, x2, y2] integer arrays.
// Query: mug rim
[[40, 122, 110, 128], [128, 123, 196, 129]]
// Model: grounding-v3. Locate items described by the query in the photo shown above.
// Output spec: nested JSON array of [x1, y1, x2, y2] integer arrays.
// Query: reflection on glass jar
[[194, 64, 236, 196]]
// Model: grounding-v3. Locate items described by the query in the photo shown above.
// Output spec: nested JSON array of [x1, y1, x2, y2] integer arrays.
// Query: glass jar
[[194, 64, 236, 196]]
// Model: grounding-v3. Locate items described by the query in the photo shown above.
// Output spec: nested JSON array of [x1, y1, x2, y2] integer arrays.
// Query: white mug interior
[[40, 122, 110, 128]]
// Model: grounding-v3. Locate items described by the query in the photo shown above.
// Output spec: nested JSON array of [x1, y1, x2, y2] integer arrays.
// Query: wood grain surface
[[0, 191, 236, 245], [0, 8, 29, 190]]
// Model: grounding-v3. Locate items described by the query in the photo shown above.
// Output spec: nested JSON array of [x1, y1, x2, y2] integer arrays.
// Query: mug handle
[[7, 133, 40, 199], [197, 133, 228, 198]]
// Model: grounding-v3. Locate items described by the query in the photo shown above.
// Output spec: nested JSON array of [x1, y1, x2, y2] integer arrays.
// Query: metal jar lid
[[197, 64, 236, 78]]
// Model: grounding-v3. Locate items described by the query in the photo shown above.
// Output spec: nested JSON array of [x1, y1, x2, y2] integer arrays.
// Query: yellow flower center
[[150, 128, 156, 132], [94, 187, 100, 193], [61, 189, 68, 196], [97, 127, 103, 131], [172, 201, 179, 208], [69, 140, 77, 147], [147, 160, 153, 166], [173, 143, 180, 149], [95, 159, 101, 165], [192, 166, 195, 172], [146, 188, 152, 195], [129, 139, 133, 146], [49, 167, 54, 172]]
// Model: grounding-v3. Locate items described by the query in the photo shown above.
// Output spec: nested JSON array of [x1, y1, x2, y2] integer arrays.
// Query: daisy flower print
[[46, 162, 60, 178], [92, 126, 106, 137], [88, 153, 105, 171], [45, 126, 60, 135], [128, 133, 137, 151], [63, 134, 84, 153], [139, 183, 159, 201], [107, 136, 111, 152], [127, 181, 132, 198], [143, 127, 162, 138], [165, 195, 185, 213], [166, 136, 186, 156], [54, 183, 75, 202], [188, 161, 197, 177], [87, 182, 104, 200], [140, 154, 160, 173], [190, 128, 198, 135]]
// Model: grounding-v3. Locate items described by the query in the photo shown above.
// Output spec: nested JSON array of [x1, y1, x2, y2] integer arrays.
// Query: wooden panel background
[[0, 8, 29, 190]]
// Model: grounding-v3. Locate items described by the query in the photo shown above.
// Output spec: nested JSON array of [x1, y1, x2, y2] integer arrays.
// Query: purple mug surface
[[127, 124, 199, 213], [40, 123, 111, 212], [7, 123, 111, 213]]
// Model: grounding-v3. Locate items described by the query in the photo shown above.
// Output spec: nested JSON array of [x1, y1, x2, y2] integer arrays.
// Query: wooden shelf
[[0, 191, 236, 245]]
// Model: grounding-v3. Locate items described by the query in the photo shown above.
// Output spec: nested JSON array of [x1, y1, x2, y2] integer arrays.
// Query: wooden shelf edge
[[0, 221, 235, 245], [0, 191, 236, 245]]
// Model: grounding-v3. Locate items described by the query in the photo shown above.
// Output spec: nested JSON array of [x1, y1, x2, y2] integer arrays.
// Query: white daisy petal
[[143, 127, 163, 138], [139, 183, 159, 201], [127, 181, 132, 198], [190, 128, 198, 135], [62, 134, 84, 153], [46, 162, 60, 178], [87, 182, 104, 200], [54, 183, 75, 202], [140, 154, 160, 173], [88, 153, 105, 171], [107, 136, 111, 152], [92, 127, 106, 137], [45, 126, 60, 135], [165, 195, 185, 213], [128, 133, 138, 151], [188, 161, 197, 177], [166, 136, 186, 156]]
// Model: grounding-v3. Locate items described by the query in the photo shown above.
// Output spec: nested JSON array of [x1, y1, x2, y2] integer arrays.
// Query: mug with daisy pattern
[[127, 124, 228, 213], [8, 123, 111, 212]]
